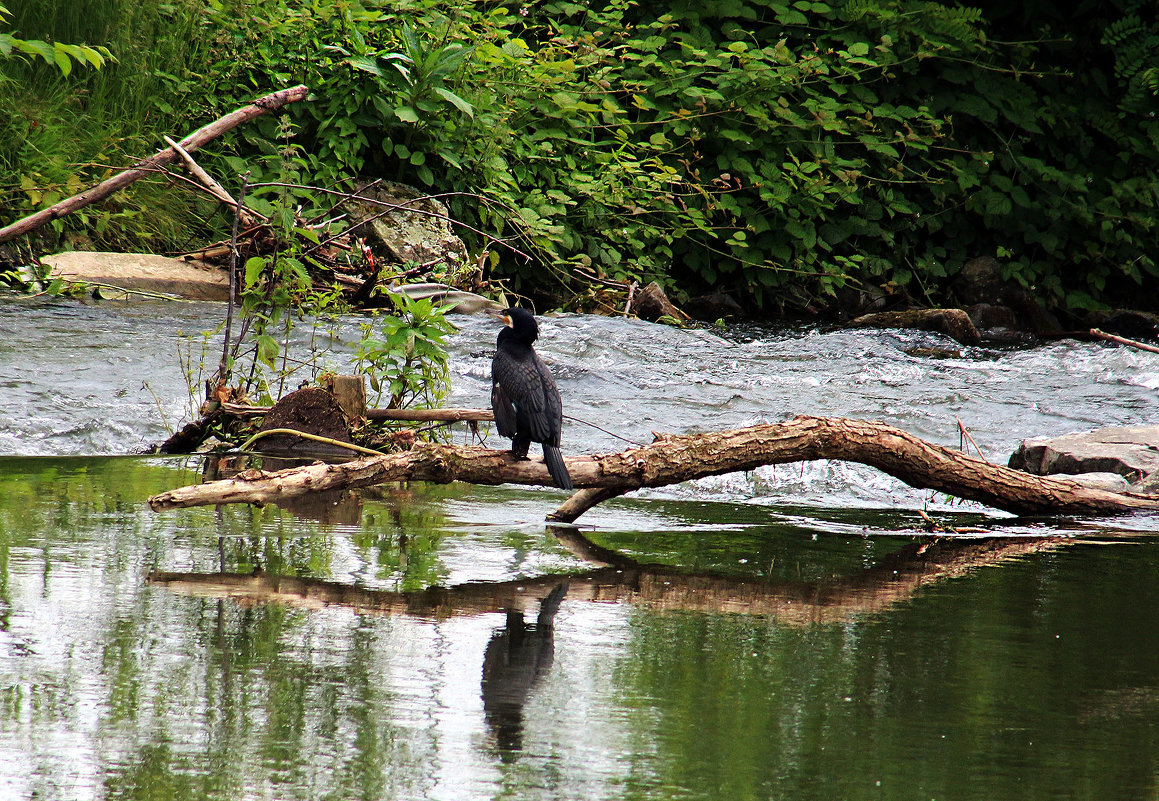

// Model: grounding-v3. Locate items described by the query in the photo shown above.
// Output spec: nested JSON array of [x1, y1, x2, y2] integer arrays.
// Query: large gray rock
[[1009, 426, 1159, 483], [342, 180, 468, 267]]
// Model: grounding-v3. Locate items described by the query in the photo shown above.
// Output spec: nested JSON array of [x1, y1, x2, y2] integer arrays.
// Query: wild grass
[[0, 0, 220, 250]]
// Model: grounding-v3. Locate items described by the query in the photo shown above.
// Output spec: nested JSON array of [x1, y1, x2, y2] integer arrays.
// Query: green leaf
[[244, 256, 266, 287], [255, 334, 279, 368], [346, 55, 383, 77], [52, 43, 73, 77], [433, 86, 474, 118]]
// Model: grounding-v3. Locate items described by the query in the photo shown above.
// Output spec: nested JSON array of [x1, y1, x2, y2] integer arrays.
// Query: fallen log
[[147, 415, 1159, 521], [0, 85, 308, 243]]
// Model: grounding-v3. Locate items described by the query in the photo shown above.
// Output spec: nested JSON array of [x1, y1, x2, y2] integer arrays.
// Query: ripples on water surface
[[2, 298, 1159, 800]]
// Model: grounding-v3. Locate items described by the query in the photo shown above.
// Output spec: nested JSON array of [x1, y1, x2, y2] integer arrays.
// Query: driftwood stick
[[215, 402, 496, 423], [0, 85, 308, 243], [1091, 328, 1159, 355], [162, 135, 264, 227], [147, 415, 1159, 519], [367, 407, 496, 423]]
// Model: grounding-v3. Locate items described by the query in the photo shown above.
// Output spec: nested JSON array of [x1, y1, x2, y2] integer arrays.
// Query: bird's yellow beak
[[486, 308, 513, 327]]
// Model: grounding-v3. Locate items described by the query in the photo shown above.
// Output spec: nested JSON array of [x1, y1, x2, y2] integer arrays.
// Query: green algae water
[[3, 455, 1159, 801]]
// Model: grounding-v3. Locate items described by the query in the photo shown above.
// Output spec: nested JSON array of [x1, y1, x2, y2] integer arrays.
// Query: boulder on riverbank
[[341, 180, 468, 267], [43, 251, 229, 301], [1009, 425, 1159, 492], [952, 256, 1063, 336]]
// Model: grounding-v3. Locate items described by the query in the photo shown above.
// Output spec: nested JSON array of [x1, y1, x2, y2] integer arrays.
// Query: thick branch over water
[[147, 415, 1159, 520]]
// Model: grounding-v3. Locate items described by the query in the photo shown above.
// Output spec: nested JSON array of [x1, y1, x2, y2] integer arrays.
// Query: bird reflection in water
[[481, 582, 568, 755]]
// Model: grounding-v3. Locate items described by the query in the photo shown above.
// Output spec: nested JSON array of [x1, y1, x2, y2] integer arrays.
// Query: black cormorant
[[488, 307, 573, 489]]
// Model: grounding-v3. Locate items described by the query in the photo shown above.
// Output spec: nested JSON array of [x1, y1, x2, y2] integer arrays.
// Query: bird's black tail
[[543, 445, 573, 490]]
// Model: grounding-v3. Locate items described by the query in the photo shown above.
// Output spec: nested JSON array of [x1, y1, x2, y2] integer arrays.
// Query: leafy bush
[[3, 0, 1156, 315]]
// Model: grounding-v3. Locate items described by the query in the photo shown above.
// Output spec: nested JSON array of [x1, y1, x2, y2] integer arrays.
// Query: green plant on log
[[352, 291, 455, 410]]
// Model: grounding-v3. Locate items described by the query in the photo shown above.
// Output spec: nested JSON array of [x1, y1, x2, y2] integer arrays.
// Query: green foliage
[[2, 0, 1156, 315], [0, 0, 217, 252], [0, 257, 84, 297], [353, 292, 455, 409], [188, 0, 1154, 314], [0, 3, 113, 75], [1101, 8, 1159, 114]]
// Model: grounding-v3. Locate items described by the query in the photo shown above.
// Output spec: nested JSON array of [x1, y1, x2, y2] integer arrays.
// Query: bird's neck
[[498, 329, 537, 350]]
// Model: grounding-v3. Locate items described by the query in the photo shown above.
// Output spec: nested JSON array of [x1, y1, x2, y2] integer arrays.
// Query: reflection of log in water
[[481, 583, 567, 754], [146, 532, 1062, 625]]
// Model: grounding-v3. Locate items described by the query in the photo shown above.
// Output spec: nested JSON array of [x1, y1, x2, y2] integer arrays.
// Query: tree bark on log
[[0, 85, 308, 244], [147, 415, 1159, 520]]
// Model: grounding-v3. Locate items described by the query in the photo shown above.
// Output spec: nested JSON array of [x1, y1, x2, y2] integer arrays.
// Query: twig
[[250, 181, 534, 263], [563, 414, 645, 446], [956, 418, 989, 462], [163, 135, 264, 227], [623, 280, 638, 316], [1091, 328, 1159, 355], [238, 428, 384, 457], [218, 173, 249, 386]]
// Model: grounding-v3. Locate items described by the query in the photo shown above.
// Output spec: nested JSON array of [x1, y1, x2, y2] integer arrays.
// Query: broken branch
[[163, 135, 263, 227], [0, 85, 308, 243], [1090, 328, 1159, 355]]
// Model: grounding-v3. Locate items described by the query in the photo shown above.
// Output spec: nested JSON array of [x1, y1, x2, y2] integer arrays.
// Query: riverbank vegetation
[[2, 0, 1157, 319]]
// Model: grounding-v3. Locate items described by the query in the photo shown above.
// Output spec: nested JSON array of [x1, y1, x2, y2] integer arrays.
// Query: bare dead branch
[[0, 85, 308, 243], [1091, 328, 1159, 355], [163, 135, 264, 227]]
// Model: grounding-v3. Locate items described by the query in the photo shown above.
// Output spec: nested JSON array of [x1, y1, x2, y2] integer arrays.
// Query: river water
[[2, 297, 1159, 800]]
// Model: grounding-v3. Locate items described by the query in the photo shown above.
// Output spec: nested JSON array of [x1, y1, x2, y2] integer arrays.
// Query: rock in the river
[[1084, 309, 1159, 340], [1052, 472, 1132, 493], [965, 302, 1019, 332], [43, 251, 229, 301], [388, 282, 501, 314], [1009, 425, 1159, 485], [951, 256, 1062, 335], [847, 308, 980, 346], [684, 291, 745, 321], [634, 281, 684, 322]]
